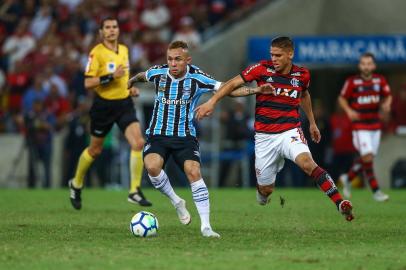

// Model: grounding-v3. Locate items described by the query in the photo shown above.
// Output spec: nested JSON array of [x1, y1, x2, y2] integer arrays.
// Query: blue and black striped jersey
[[145, 64, 221, 137]]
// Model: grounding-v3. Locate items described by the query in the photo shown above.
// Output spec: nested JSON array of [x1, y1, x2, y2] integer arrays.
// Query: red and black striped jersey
[[340, 74, 391, 130], [241, 60, 310, 134]]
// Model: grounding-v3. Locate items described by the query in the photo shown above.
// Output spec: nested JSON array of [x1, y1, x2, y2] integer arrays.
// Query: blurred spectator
[[2, 18, 35, 72], [42, 66, 68, 97], [172, 16, 202, 49], [208, 0, 235, 25], [306, 99, 331, 169], [142, 29, 167, 64], [22, 76, 47, 114], [29, 3, 53, 40], [329, 103, 357, 180], [44, 83, 71, 130], [24, 98, 56, 188], [390, 85, 406, 134], [58, 0, 83, 12], [0, 0, 22, 34], [129, 32, 150, 73], [218, 99, 254, 186], [62, 96, 90, 186], [140, 0, 171, 41], [6, 61, 31, 114]]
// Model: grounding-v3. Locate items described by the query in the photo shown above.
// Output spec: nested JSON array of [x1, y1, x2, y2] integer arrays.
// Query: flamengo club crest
[[290, 78, 300, 87]]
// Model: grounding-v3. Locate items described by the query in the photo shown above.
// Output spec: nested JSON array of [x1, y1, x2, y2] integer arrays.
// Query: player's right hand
[[113, 65, 125, 79], [195, 100, 215, 121], [346, 109, 360, 121]]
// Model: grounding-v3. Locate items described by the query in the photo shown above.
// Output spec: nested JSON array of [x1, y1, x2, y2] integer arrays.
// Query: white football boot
[[201, 227, 220, 238], [373, 190, 389, 202], [174, 199, 191, 225]]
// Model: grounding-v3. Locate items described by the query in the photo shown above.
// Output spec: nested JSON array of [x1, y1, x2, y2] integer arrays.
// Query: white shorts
[[255, 128, 310, 186], [352, 130, 381, 156]]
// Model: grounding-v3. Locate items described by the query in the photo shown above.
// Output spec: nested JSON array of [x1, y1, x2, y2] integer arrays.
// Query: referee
[[69, 17, 152, 209]]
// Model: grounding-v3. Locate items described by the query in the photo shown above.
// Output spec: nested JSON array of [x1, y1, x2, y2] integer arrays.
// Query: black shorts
[[143, 135, 201, 169], [89, 95, 138, 137]]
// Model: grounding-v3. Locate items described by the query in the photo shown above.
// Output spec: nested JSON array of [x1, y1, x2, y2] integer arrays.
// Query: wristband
[[100, 74, 114, 85]]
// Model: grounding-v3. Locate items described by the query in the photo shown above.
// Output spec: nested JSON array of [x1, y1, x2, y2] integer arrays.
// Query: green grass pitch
[[1, 188, 405, 270]]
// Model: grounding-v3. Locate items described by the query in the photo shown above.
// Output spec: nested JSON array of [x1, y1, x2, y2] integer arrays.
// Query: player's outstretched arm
[[229, 83, 275, 97], [300, 91, 321, 143], [128, 72, 147, 89], [195, 75, 245, 120]]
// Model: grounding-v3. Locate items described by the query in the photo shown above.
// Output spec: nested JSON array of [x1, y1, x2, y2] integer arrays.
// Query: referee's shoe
[[69, 180, 82, 210], [128, 188, 152, 206]]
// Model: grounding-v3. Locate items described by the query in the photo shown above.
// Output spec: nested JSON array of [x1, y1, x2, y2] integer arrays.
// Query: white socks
[[191, 179, 211, 230], [149, 170, 181, 206]]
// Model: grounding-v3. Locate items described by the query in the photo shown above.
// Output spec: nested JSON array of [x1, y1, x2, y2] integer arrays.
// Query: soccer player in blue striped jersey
[[128, 40, 272, 237]]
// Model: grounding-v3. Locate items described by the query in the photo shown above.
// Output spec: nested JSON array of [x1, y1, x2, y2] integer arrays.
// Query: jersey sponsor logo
[[357, 95, 380, 104], [274, 88, 299, 99], [107, 62, 116, 73], [353, 79, 363, 85], [160, 97, 191, 105], [290, 78, 300, 87], [290, 72, 301, 76], [373, 84, 380, 91], [243, 63, 260, 75]]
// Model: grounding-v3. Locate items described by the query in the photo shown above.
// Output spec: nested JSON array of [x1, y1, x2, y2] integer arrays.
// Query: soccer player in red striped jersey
[[196, 36, 354, 221], [338, 52, 392, 202]]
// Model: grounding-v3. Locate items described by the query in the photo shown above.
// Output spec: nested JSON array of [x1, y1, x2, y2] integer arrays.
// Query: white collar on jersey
[[167, 65, 189, 81]]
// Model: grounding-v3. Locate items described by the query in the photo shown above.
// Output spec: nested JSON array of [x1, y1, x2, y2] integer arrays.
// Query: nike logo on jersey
[[94, 130, 103, 135]]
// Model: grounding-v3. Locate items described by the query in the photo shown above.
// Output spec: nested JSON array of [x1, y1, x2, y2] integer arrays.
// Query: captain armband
[[100, 74, 114, 85]]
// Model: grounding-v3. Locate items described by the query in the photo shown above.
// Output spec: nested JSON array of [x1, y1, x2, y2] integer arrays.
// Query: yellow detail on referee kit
[[85, 43, 130, 100]]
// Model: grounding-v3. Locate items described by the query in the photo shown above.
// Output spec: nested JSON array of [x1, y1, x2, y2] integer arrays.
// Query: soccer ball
[[129, 211, 159, 237]]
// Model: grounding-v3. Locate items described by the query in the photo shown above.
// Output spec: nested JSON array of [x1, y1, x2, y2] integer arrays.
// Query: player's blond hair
[[168, 40, 189, 50]]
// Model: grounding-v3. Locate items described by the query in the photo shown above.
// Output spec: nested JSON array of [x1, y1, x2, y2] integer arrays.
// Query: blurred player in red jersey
[[338, 52, 392, 202], [196, 36, 354, 221]]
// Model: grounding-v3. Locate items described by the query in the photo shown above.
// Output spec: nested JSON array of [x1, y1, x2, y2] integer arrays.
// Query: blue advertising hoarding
[[248, 36, 406, 64]]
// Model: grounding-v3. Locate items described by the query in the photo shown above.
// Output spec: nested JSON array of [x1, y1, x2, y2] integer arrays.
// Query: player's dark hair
[[100, 17, 118, 29], [271, 36, 294, 51], [360, 52, 376, 62], [168, 40, 189, 50]]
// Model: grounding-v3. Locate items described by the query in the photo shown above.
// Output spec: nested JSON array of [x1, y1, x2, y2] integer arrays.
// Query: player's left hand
[[129, 86, 140, 97], [309, 123, 321, 143], [195, 100, 215, 121]]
